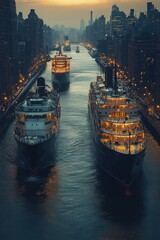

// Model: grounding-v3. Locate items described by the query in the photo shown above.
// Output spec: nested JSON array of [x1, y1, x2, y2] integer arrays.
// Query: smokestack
[[37, 77, 45, 95], [104, 66, 113, 88]]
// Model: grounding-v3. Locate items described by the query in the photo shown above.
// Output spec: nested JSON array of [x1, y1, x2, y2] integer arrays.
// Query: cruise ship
[[88, 66, 146, 186], [52, 48, 71, 90], [14, 77, 61, 171]]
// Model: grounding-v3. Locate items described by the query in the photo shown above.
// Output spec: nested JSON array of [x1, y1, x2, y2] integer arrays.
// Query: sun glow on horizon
[[17, 0, 150, 7], [17, 0, 106, 6], [42, 0, 102, 6]]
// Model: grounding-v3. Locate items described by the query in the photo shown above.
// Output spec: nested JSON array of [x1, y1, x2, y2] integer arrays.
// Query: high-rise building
[[90, 11, 93, 26], [86, 11, 94, 43], [0, 0, 18, 94], [17, 12, 27, 75], [127, 9, 137, 27], [0, 0, 8, 93], [17, 12, 25, 41], [128, 33, 160, 104], [43, 24, 53, 53], [80, 19, 85, 32], [110, 4, 126, 36], [146, 2, 160, 34], [147, 2, 154, 20], [93, 15, 106, 45], [24, 9, 44, 69]]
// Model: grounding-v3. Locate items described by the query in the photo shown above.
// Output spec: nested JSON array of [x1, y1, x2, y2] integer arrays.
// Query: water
[[0, 46, 160, 240]]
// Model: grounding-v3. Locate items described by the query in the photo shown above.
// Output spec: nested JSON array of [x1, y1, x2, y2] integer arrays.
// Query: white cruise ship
[[14, 77, 61, 170]]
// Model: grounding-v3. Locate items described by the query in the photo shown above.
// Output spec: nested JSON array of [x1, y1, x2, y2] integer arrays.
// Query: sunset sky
[[16, 0, 160, 28]]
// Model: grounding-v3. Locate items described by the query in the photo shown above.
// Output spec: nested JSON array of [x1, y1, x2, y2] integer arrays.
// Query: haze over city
[[16, 0, 160, 27]]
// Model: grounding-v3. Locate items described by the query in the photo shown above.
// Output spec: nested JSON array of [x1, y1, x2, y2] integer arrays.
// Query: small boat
[[75, 46, 80, 53]]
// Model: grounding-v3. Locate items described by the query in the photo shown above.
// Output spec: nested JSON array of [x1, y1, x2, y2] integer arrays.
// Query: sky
[[16, 0, 160, 28]]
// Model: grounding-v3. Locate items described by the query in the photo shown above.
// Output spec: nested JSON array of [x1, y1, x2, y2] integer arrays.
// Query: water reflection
[[13, 136, 58, 172], [52, 74, 70, 92], [16, 165, 59, 202], [1, 46, 160, 240], [95, 162, 145, 224]]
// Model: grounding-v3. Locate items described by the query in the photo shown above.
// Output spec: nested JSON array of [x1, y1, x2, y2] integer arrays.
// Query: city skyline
[[16, 0, 160, 28]]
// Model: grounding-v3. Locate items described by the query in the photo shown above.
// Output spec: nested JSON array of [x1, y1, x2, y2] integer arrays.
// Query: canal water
[[0, 46, 160, 240]]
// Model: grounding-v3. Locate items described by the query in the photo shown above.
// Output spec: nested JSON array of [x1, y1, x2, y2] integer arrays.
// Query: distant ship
[[14, 77, 61, 171], [53, 43, 60, 51], [63, 36, 71, 51], [52, 47, 72, 90], [88, 66, 146, 187], [75, 46, 80, 53]]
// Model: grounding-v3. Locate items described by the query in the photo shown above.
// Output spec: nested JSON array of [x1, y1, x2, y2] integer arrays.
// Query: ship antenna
[[114, 58, 118, 94], [59, 43, 62, 55]]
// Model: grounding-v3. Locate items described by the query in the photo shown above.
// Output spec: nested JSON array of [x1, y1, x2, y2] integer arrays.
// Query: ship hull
[[88, 106, 145, 187], [15, 132, 58, 172], [52, 72, 70, 91], [63, 47, 71, 51], [93, 136, 145, 187]]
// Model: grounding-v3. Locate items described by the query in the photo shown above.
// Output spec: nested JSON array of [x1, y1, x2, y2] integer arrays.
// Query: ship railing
[[101, 139, 145, 154], [15, 131, 56, 144], [101, 116, 140, 123], [17, 118, 55, 123], [97, 103, 138, 110], [101, 128, 144, 135], [21, 105, 54, 112], [15, 124, 57, 140], [18, 125, 57, 135]]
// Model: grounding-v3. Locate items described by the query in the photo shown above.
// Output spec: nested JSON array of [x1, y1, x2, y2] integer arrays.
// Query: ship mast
[[59, 43, 62, 55]]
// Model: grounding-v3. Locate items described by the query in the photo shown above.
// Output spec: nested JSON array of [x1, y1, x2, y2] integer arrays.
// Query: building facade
[[0, 0, 18, 94]]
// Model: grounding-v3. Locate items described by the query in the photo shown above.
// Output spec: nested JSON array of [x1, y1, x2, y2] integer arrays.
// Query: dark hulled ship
[[88, 66, 146, 187], [75, 46, 80, 53]]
